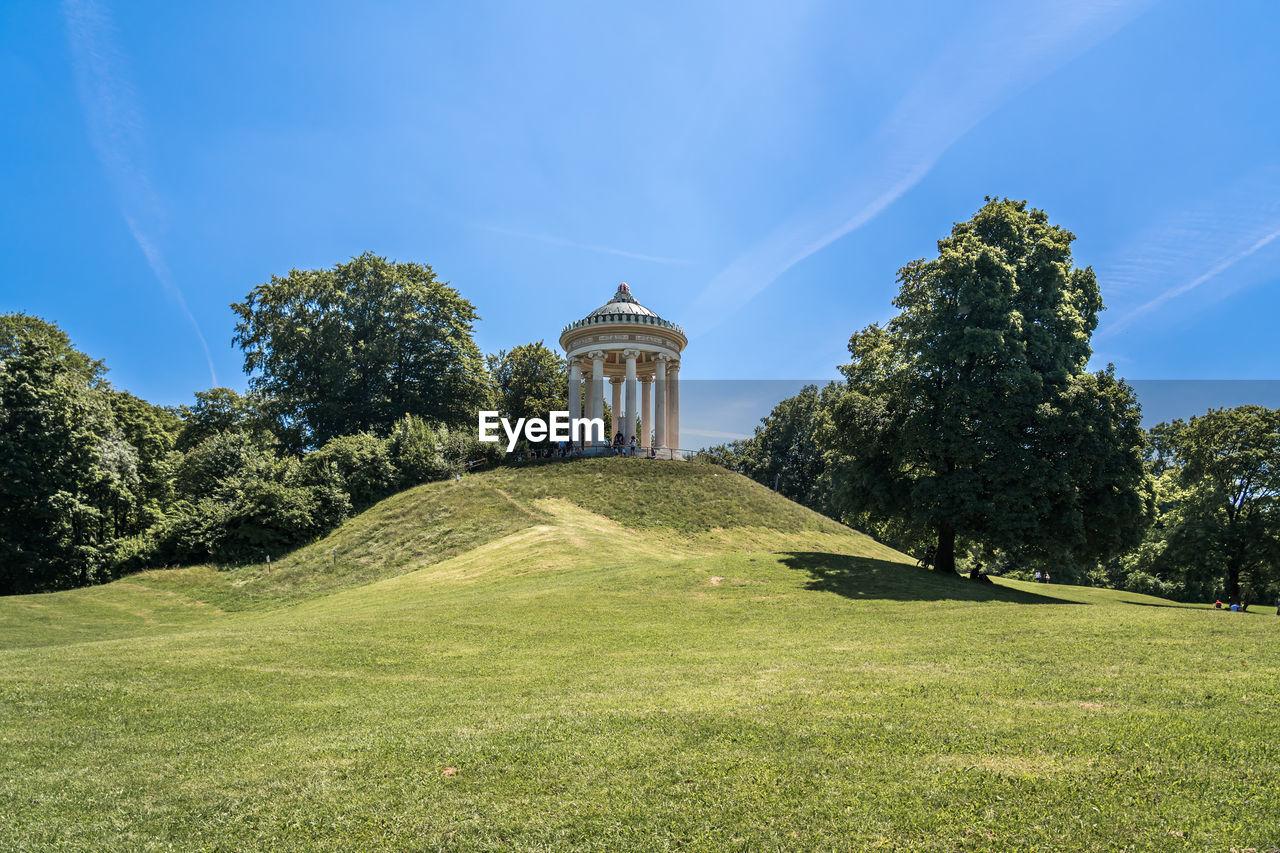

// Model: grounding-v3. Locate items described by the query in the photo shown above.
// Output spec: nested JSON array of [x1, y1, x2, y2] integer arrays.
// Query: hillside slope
[[2, 458, 905, 642], [1, 459, 1277, 851]]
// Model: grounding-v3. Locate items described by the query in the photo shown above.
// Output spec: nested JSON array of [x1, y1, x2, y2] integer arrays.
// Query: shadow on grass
[[1123, 599, 1211, 610], [778, 552, 1079, 604]]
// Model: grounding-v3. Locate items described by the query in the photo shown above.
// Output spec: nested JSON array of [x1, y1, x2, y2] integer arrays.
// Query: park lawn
[[1, 459, 1277, 851]]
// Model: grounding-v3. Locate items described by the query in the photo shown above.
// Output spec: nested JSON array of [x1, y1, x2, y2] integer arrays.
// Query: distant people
[[1034, 570, 1043, 583], [1214, 600, 1225, 610], [1230, 603, 1241, 612], [1043, 571, 1051, 584], [613, 431, 624, 455], [629, 435, 637, 456]]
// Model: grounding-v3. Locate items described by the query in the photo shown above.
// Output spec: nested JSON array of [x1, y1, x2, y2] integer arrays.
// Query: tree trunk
[[1226, 558, 1241, 606], [935, 522, 958, 574]]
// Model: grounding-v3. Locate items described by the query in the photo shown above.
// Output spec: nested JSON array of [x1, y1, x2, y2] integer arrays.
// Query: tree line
[[703, 199, 1279, 606], [1, 253, 571, 595], [6, 205, 1276, 604]]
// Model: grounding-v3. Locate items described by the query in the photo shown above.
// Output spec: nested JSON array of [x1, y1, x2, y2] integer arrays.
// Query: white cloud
[[687, 0, 1155, 333], [62, 0, 217, 385], [1097, 170, 1280, 339]]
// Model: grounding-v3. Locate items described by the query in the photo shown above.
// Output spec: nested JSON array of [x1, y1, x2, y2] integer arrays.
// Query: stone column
[[640, 376, 653, 449], [655, 355, 668, 452], [567, 358, 581, 443], [589, 350, 605, 447], [623, 349, 638, 446], [610, 376, 623, 443], [668, 360, 681, 455]]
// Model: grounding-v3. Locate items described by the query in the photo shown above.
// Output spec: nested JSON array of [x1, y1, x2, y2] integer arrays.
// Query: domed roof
[[561, 283, 685, 338], [586, 282, 659, 319]]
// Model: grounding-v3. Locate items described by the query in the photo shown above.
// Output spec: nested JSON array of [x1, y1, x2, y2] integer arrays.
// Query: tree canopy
[[0, 315, 180, 593], [487, 341, 566, 447], [829, 198, 1153, 572], [232, 252, 490, 449], [1156, 407, 1279, 603]]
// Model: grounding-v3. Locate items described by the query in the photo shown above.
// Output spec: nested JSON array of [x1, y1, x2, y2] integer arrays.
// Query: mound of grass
[[133, 478, 545, 612], [2, 461, 1277, 851], [482, 456, 850, 535]]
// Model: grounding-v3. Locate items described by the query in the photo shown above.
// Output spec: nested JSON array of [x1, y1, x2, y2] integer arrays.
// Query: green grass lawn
[[1, 459, 1277, 851]]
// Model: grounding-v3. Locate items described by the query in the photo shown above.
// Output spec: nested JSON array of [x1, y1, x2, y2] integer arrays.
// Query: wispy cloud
[[62, 0, 217, 385], [687, 0, 1155, 333], [473, 222, 691, 266], [1097, 170, 1280, 339]]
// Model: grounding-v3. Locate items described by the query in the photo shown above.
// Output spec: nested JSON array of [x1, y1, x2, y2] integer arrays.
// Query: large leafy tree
[[1158, 407, 1280, 604], [104, 389, 182, 534], [232, 253, 490, 450], [175, 387, 271, 452], [727, 384, 842, 516], [486, 341, 566, 447], [831, 198, 1152, 573], [0, 316, 113, 592]]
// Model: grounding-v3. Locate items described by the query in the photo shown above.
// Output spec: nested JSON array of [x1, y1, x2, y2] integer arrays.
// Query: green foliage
[[175, 386, 270, 451], [157, 449, 352, 567], [388, 414, 453, 485], [0, 316, 125, 592], [232, 252, 490, 449], [741, 384, 841, 515], [303, 432, 398, 510], [1148, 407, 1279, 603], [173, 431, 260, 497], [487, 341, 567, 449], [829, 199, 1153, 572]]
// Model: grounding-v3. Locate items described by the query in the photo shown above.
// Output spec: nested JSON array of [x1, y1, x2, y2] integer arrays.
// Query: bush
[[303, 433, 397, 510], [389, 416, 453, 486]]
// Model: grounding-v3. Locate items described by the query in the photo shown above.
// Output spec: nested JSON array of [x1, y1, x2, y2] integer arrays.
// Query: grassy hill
[[1, 458, 1277, 851]]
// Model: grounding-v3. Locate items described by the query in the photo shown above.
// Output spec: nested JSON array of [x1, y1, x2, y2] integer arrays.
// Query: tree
[[1159, 407, 1280, 604], [0, 315, 113, 592], [175, 387, 270, 451], [232, 253, 490, 449], [830, 198, 1152, 573], [486, 342, 566, 449], [732, 384, 841, 516], [159, 437, 351, 566], [303, 433, 397, 511], [388, 414, 453, 486]]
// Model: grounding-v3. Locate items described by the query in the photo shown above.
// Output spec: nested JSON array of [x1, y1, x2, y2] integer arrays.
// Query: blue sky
[[2, 0, 1278, 417]]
